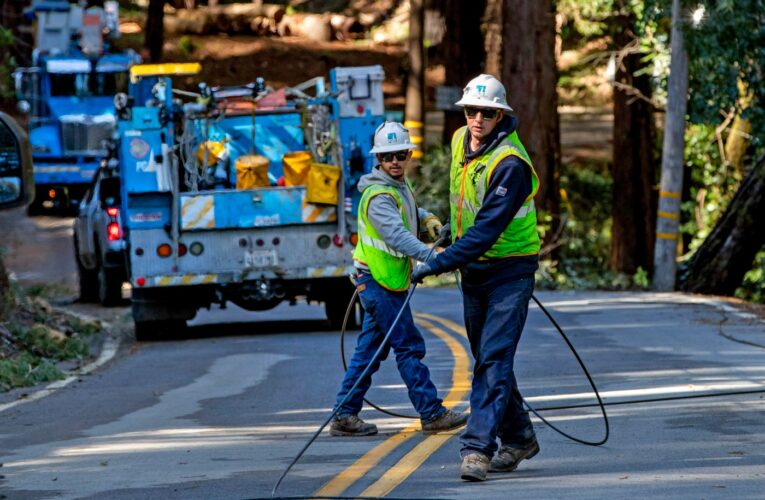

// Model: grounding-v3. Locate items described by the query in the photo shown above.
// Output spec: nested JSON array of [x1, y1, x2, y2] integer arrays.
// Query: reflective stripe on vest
[[449, 126, 541, 258], [352, 184, 413, 291]]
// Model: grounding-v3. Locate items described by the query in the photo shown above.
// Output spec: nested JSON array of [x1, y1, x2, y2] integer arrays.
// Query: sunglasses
[[464, 107, 499, 120], [380, 151, 409, 162]]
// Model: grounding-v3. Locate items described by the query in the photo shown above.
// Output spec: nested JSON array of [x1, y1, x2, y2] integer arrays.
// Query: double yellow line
[[314, 312, 471, 498]]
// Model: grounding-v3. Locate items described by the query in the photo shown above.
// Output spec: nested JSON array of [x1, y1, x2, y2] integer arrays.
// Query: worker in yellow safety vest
[[330, 121, 468, 437], [412, 74, 541, 481]]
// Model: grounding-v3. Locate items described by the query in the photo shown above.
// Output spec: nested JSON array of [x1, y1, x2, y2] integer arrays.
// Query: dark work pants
[[334, 271, 443, 422], [459, 275, 536, 457]]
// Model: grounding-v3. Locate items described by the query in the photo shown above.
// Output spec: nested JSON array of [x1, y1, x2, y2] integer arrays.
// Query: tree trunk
[[652, 0, 689, 291], [483, 0, 502, 77], [440, 0, 486, 143], [500, 0, 561, 220], [680, 155, 765, 295], [145, 0, 165, 63], [724, 80, 753, 177], [609, 13, 657, 274], [405, 0, 425, 161]]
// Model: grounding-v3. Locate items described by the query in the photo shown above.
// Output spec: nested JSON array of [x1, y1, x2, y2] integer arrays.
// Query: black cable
[[272, 240, 444, 498], [524, 294, 609, 446], [340, 288, 419, 419]]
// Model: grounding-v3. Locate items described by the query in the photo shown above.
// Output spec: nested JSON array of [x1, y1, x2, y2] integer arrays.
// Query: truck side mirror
[[0, 112, 34, 210]]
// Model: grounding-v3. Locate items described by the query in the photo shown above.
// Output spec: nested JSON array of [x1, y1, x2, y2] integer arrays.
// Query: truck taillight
[[333, 234, 343, 247], [107, 222, 121, 241], [349, 233, 358, 246], [106, 207, 119, 217], [178, 243, 187, 257], [157, 244, 172, 258]]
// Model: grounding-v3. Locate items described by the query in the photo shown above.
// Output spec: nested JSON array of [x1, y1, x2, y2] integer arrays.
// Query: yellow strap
[[404, 120, 424, 128], [657, 232, 678, 240], [659, 191, 681, 199], [657, 211, 679, 220]]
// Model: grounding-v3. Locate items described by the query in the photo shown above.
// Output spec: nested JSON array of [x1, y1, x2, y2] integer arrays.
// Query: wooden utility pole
[[405, 0, 425, 160], [652, 0, 689, 291]]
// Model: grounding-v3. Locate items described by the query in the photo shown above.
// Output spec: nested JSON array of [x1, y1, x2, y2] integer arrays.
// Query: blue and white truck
[[111, 63, 384, 339], [14, 0, 139, 212]]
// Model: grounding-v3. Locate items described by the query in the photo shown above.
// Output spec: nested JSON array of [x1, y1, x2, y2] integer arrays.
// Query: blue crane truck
[[112, 63, 384, 339], [13, 0, 138, 212]]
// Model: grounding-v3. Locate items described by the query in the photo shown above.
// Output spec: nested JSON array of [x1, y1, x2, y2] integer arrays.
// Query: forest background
[[0, 0, 763, 303]]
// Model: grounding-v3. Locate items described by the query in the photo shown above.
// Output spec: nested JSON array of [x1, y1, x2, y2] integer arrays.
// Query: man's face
[[377, 150, 411, 180], [464, 106, 503, 143]]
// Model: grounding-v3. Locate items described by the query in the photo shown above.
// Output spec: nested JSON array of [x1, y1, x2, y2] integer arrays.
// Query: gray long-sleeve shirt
[[354, 166, 435, 271]]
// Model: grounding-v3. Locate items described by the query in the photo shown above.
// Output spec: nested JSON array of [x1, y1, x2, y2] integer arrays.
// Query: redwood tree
[[439, 0, 486, 143], [680, 155, 765, 295], [500, 0, 561, 220], [610, 12, 657, 274], [145, 0, 165, 62]]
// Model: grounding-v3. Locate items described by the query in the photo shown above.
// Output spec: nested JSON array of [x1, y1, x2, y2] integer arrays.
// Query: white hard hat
[[369, 121, 416, 154], [455, 74, 513, 112]]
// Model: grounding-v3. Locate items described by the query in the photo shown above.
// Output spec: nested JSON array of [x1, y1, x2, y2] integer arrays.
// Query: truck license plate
[[244, 250, 278, 268]]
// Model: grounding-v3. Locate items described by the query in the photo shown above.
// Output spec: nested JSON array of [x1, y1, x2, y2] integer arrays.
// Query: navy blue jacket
[[428, 115, 539, 284]]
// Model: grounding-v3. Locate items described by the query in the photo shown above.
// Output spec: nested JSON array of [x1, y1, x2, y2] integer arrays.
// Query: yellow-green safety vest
[[353, 184, 414, 291], [449, 126, 541, 258]]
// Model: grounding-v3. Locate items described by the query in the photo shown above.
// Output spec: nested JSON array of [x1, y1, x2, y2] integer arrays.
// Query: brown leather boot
[[421, 408, 469, 435], [329, 415, 378, 436]]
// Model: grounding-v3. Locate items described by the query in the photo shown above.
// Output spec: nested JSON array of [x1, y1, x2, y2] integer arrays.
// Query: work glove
[[411, 261, 436, 284], [422, 215, 443, 242]]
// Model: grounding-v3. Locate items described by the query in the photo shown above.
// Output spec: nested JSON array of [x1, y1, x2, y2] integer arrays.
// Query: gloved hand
[[422, 215, 443, 242], [438, 222, 451, 245], [411, 261, 436, 284]]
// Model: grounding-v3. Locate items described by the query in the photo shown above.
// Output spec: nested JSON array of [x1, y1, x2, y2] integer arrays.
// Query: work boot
[[489, 438, 540, 472], [421, 408, 469, 435], [329, 415, 378, 437], [460, 452, 491, 482]]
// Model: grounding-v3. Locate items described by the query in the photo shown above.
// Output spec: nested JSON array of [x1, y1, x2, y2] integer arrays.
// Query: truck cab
[[14, 0, 138, 213]]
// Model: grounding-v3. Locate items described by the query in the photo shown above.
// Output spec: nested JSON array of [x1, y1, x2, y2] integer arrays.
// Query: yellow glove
[[422, 215, 443, 242]]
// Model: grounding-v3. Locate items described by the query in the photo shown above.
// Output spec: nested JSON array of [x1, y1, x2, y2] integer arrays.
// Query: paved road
[[0, 288, 763, 499]]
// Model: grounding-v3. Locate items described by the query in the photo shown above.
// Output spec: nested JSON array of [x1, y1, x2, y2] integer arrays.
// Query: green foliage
[[178, 36, 196, 59], [0, 27, 16, 101], [0, 353, 63, 391], [411, 145, 451, 221], [737, 250, 765, 302], [11, 323, 89, 361]]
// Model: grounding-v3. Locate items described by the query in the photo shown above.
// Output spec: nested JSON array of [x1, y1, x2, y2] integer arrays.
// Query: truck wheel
[[98, 265, 123, 307], [134, 319, 187, 342], [75, 239, 98, 302], [326, 294, 362, 330]]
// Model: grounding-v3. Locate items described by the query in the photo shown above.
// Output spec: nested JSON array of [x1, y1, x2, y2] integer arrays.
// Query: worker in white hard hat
[[330, 121, 467, 437], [412, 74, 542, 481]]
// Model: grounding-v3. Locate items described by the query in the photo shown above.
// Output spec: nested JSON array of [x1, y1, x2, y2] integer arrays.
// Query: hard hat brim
[[455, 96, 513, 112], [369, 143, 416, 154]]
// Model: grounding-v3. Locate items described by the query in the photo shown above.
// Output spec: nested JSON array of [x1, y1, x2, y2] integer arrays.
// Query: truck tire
[[75, 238, 98, 302], [326, 291, 362, 330], [134, 319, 187, 342], [98, 264, 123, 307]]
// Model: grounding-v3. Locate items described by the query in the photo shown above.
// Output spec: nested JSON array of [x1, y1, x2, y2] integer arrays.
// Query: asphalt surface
[[0, 286, 763, 499]]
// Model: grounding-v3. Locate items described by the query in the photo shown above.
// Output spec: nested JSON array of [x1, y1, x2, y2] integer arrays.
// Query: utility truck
[[109, 63, 384, 339], [14, 0, 139, 212]]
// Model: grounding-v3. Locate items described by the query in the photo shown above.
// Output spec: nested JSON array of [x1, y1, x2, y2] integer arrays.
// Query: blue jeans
[[334, 271, 444, 421], [459, 275, 536, 457]]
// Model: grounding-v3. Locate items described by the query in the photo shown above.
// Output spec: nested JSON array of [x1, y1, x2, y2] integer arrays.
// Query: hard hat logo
[[455, 74, 514, 112], [369, 121, 416, 154]]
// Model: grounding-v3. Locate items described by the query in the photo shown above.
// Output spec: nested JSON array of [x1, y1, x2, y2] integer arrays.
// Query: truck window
[[49, 72, 128, 97]]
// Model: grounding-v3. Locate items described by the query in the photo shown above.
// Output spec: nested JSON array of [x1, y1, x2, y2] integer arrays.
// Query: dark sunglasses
[[464, 106, 499, 120], [380, 151, 409, 162]]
